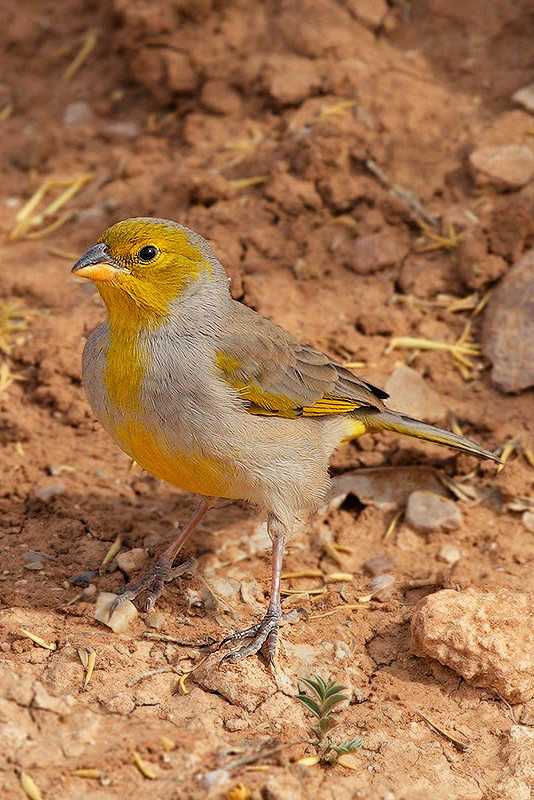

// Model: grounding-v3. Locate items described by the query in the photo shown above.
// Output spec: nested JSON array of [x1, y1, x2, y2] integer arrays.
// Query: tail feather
[[360, 410, 500, 463]]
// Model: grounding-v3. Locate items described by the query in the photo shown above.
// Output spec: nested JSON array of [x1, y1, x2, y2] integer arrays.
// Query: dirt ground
[[1, 1, 534, 798]]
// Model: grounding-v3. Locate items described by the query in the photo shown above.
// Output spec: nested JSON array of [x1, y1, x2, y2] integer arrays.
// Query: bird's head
[[72, 217, 223, 321]]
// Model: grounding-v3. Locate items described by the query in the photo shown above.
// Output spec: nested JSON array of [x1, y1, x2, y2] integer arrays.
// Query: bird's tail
[[353, 409, 500, 463]]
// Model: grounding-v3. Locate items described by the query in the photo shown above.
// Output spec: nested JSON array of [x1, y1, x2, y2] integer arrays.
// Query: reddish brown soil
[[1, 1, 534, 798]]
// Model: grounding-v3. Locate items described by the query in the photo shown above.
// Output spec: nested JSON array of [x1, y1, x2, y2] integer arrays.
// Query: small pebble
[[144, 611, 165, 630], [63, 100, 93, 126], [522, 511, 534, 533], [437, 544, 462, 565], [406, 490, 463, 533], [103, 121, 139, 139], [363, 554, 395, 576], [33, 482, 66, 502], [94, 592, 138, 633], [46, 464, 65, 476], [512, 83, 534, 113], [116, 548, 148, 576]]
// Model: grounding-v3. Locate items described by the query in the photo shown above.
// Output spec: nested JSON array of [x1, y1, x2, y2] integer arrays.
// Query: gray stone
[[406, 490, 463, 533], [63, 100, 93, 126], [482, 250, 534, 392]]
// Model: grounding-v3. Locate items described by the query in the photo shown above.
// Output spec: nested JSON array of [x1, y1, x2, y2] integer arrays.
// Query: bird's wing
[[216, 303, 388, 418]]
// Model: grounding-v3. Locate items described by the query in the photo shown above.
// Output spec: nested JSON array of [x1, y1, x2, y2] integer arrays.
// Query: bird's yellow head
[[72, 217, 216, 321]]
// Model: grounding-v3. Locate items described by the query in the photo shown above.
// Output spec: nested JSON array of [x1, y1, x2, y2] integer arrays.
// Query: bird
[[72, 217, 499, 663]]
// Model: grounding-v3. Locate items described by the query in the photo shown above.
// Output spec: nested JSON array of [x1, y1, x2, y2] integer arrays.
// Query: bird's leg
[[219, 514, 289, 665], [109, 496, 215, 616]]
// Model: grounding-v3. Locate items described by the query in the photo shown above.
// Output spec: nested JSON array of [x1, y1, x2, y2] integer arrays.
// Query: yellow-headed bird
[[73, 217, 499, 663]]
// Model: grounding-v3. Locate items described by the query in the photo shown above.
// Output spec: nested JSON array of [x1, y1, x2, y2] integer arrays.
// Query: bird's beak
[[71, 243, 128, 281]]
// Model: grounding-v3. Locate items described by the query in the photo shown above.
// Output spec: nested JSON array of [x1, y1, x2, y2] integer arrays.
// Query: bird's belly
[[112, 417, 237, 499]]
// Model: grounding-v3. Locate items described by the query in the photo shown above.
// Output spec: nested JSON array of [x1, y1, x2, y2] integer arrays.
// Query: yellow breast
[[114, 418, 235, 498]]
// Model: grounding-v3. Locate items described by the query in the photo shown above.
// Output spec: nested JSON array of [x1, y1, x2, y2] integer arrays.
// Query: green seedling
[[296, 675, 363, 765]]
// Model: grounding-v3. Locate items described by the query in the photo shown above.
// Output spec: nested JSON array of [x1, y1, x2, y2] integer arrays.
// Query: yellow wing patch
[[216, 351, 365, 419]]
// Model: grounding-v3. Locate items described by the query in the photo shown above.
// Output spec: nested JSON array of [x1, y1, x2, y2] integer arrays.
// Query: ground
[[1, 1, 534, 798]]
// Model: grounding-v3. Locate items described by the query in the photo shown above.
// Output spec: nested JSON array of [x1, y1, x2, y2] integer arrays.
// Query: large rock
[[482, 250, 534, 392], [411, 588, 534, 703]]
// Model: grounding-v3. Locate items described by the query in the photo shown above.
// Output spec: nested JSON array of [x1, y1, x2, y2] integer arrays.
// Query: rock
[[32, 482, 65, 502], [144, 611, 165, 630], [405, 490, 463, 533], [482, 250, 534, 392], [522, 511, 534, 532], [385, 365, 447, 424], [94, 592, 138, 633], [200, 80, 241, 115], [116, 548, 148, 576], [512, 83, 534, 113], [469, 145, 534, 190], [63, 100, 93, 126], [456, 235, 507, 290], [343, 228, 410, 274], [193, 654, 275, 713], [345, 0, 388, 30], [411, 588, 534, 703], [437, 544, 462, 565]]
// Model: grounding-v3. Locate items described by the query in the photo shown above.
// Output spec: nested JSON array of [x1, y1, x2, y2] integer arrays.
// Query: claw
[[217, 608, 285, 664]]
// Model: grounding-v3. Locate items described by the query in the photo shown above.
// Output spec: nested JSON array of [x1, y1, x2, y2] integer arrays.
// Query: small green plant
[[296, 675, 363, 765]]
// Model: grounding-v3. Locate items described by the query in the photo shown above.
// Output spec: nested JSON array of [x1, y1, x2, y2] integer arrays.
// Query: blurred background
[[1, 2, 534, 798]]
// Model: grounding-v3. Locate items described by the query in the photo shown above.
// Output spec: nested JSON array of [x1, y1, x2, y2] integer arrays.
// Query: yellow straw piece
[[11, 173, 93, 240], [281, 569, 322, 579], [336, 753, 361, 770], [281, 587, 326, 596], [523, 448, 534, 470], [296, 754, 321, 766], [227, 785, 252, 800], [20, 628, 56, 651], [498, 441, 517, 474], [62, 28, 99, 83], [228, 176, 266, 190], [325, 572, 353, 583], [159, 735, 176, 751], [321, 99, 357, 117], [384, 509, 402, 541], [472, 289, 492, 317], [71, 769, 102, 779], [100, 534, 121, 567], [0, 102, 14, 121], [342, 361, 366, 369], [84, 649, 96, 687], [132, 751, 158, 780], [20, 773, 43, 800]]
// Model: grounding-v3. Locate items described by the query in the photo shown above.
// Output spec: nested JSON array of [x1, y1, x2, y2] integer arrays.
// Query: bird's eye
[[138, 245, 158, 262]]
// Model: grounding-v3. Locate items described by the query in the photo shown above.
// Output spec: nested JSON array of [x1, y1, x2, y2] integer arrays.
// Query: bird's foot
[[109, 555, 196, 617], [218, 607, 304, 665]]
